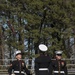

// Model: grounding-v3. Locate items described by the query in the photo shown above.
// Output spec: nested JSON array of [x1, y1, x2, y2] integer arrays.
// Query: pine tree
[[0, 0, 75, 60]]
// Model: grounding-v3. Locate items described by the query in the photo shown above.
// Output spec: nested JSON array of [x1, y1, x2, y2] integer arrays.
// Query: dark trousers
[[14, 73, 24, 75], [53, 73, 65, 75], [38, 70, 49, 75]]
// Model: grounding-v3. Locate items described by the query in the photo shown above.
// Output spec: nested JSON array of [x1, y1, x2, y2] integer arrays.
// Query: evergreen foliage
[[0, 0, 75, 58]]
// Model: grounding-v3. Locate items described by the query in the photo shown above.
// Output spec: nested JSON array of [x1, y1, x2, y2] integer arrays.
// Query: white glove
[[11, 74, 15, 75]]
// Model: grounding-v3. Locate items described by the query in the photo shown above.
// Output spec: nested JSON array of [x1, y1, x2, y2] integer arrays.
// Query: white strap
[[53, 71, 64, 73], [14, 71, 24, 74], [39, 68, 48, 70]]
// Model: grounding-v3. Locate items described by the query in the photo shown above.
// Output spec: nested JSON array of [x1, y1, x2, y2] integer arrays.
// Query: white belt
[[39, 68, 48, 70], [14, 71, 24, 74], [53, 71, 64, 73]]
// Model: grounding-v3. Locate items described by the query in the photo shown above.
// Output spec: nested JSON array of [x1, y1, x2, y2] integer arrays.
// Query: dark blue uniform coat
[[52, 59, 68, 75], [8, 59, 31, 75], [35, 54, 52, 75]]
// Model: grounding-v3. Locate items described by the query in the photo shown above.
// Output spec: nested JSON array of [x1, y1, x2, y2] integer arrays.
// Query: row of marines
[[8, 44, 68, 75]]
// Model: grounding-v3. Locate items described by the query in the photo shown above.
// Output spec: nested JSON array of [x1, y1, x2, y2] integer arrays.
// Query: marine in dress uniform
[[35, 44, 52, 75], [52, 51, 68, 75], [8, 50, 31, 75]]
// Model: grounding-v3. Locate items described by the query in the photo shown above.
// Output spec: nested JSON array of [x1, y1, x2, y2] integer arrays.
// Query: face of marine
[[16, 54, 22, 60], [56, 54, 62, 60]]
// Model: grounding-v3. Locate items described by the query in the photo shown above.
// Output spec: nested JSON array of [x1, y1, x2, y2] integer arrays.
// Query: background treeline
[[0, 0, 75, 61]]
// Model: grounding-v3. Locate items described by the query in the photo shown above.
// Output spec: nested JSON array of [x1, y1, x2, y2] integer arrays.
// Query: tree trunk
[[0, 25, 4, 65]]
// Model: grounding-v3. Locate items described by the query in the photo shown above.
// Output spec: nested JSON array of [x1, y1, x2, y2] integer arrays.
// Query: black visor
[[57, 54, 62, 56]]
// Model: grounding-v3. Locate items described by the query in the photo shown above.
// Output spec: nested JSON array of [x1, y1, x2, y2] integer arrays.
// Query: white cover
[[55, 51, 63, 55], [15, 50, 21, 55], [39, 44, 48, 51]]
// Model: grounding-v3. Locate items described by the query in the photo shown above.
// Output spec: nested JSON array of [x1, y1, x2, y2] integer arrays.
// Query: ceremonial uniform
[[52, 51, 68, 75], [8, 50, 31, 75], [35, 44, 52, 75]]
